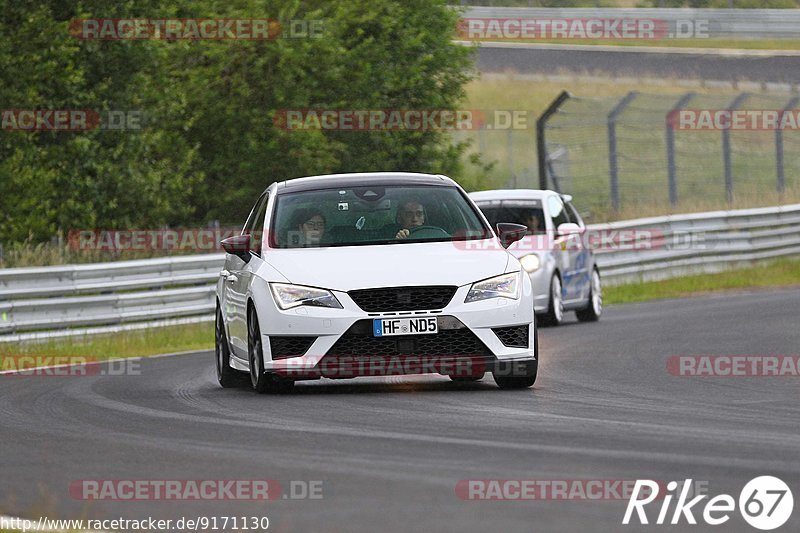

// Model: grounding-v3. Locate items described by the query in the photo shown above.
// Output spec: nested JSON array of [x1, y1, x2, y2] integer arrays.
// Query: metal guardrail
[[591, 203, 800, 285], [0, 203, 798, 342], [0, 254, 223, 299], [462, 7, 800, 40], [0, 255, 224, 342]]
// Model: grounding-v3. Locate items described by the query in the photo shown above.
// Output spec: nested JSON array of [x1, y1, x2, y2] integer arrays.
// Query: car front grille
[[492, 325, 529, 348], [325, 319, 490, 357], [269, 336, 317, 360], [348, 286, 457, 312]]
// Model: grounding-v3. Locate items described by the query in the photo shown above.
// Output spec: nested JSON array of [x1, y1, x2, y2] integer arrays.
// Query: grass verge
[[604, 258, 800, 304], [460, 75, 800, 221], [0, 321, 213, 367]]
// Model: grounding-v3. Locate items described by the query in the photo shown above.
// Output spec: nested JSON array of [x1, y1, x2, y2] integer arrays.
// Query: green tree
[[0, 0, 203, 243], [178, 0, 476, 222], [1, 0, 478, 242]]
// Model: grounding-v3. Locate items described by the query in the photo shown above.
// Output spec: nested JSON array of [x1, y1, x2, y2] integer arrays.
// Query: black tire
[[248, 307, 294, 394], [576, 268, 602, 323], [539, 273, 564, 327], [215, 306, 244, 388]]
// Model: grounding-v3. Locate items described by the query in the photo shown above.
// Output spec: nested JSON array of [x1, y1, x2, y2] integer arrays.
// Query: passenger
[[524, 211, 544, 235], [289, 208, 326, 247]]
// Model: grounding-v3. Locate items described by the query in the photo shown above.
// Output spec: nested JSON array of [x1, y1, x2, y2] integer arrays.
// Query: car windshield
[[271, 185, 491, 248], [477, 201, 546, 235]]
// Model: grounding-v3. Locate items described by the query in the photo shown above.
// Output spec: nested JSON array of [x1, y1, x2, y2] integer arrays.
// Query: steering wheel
[[407, 225, 450, 239]]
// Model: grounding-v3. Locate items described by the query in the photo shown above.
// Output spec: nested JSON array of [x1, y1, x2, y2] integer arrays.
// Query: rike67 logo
[[623, 476, 793, 530]]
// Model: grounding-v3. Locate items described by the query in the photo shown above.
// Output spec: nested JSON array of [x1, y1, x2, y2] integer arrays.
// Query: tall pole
[[536, 91, 571, 191], [608, 91, 638, 212]]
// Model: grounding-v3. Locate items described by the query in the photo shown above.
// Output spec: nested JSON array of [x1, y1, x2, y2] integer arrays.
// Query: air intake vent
[[348, 286, 457, 312], [492, 325, 529, 348], [269, 336, 316, 360]]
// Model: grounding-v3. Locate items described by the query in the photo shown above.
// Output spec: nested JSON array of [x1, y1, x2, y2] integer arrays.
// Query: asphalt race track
[[2, 288, 799, 532], [477, 45, 800, 83]]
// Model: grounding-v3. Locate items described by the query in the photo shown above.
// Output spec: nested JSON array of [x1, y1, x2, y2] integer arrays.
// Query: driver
[[394, 199, 426, 239]]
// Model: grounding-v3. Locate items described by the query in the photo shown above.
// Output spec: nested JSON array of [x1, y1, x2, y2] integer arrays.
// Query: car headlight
[[519, 254, 541, 273], [465, 272, 520, 303], [270, 283, 343, 310]]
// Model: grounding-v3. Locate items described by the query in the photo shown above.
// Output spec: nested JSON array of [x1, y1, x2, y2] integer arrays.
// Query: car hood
[[263, 240, 512, 291]]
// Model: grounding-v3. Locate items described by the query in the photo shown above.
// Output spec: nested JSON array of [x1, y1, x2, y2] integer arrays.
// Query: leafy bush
[[0, 0, 477, 243]]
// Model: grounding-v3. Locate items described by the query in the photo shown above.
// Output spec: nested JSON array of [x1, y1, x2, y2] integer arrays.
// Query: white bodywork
[[469, 189, 598, 315], [217, 173, 536, 378]]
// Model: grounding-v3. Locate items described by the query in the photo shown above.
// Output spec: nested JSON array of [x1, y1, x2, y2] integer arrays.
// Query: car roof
[[468, 189, 555, 202], [274, 172, 456, 193]]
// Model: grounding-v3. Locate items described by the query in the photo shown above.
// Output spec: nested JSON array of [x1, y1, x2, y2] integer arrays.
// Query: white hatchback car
[[215, 172, 538, 393], [469, 189, 602, 326]]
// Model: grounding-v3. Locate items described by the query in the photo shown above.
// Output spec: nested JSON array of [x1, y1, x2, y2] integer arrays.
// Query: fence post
[[608, 91, 638, 212], [722, 92, 750, 205], [776, 95, 799, 196], [666, 92, 695, 207], [536, 91, 571, 191]]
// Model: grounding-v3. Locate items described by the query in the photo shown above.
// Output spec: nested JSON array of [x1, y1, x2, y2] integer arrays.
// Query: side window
[[242, 193, 269, 255], [565, 202, 582, 227], [547, 195, 569, 229]]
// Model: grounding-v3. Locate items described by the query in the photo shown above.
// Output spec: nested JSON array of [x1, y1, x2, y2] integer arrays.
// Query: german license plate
[[373, 317, 438, 337]]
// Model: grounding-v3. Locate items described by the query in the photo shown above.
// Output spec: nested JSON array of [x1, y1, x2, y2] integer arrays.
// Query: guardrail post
[[608, 91, 638, 212], [666, 92, 695, 207], [722, 92, 750, 205], [776, 95, 799, 196], [537, 91, 571, 191]]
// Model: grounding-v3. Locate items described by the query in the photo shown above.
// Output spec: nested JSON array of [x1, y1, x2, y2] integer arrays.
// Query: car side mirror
[[496, 223, 528, 249], [221, 234, 252, 262], [557, 222, 581, 237]]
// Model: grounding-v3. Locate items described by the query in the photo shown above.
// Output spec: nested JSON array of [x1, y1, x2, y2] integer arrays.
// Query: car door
[[547, 195, 582, 303], [225, 192, 269, 358], [564, 200, 592, 301]]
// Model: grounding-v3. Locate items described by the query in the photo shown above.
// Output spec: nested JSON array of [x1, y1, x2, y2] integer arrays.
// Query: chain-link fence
[[532, 91, 800, 220]]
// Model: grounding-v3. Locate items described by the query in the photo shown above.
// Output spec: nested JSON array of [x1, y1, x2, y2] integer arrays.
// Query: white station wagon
[[470, 189, 602, 326]]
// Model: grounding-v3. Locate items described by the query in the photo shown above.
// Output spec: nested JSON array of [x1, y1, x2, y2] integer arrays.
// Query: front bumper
[[248, 277, 536, 378]]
